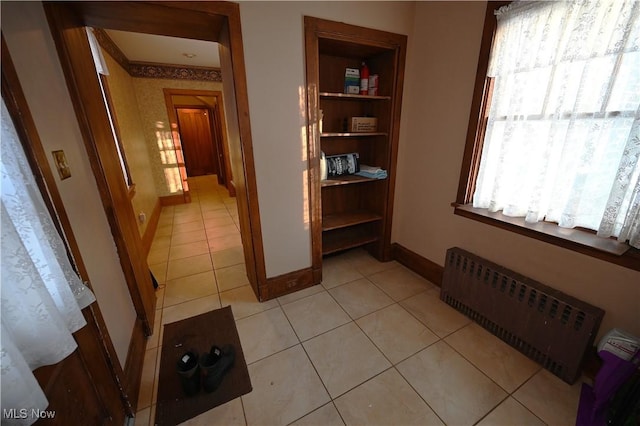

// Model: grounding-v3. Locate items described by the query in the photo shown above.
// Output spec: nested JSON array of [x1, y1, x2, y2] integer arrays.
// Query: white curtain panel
[[1, 99, 95, 425], [473, 0, 640, 248]]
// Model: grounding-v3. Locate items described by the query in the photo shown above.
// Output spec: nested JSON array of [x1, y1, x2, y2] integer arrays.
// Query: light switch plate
[[52, 150, 71, 180]]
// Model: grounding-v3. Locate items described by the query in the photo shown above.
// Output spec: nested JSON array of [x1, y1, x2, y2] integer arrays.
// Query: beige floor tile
[[150, 234, 172, 250], [397, 341, 507, 425], [173, 219, 205, 233], [445, 323, 541, 392], [170, 228, 208, 246], [199, 201, 228, 214], [147, 246, 170, 265], [137, 348, 158, 410], [400, 291, 470, 337], [477, 397, 545, 426], [329, 278, 394, 319], [220, 285, 279, 320], [208, 234, 242, 252], [180, 397, 246, 425], [236, 307, 299, 364], [321, 255, 365, 289], [163, 271, 218, 307], [211, 246, 245, 270], [357, 304, 439, 364], [204, 217, 236, 230], [166, 253, 213, 281], [161, 295, 221, 325], [513, 369, 583, 426], [335, 368, 444, 426], [291, 403, 344, 426], [134, 406, 151, 426], [215, 263, 249, 292], [368, 266, 435, 301], [172, 212, 203, 225], [242, 345, 330, 426], [277, 284, 324, 306], [169, 240, 210, 261], [342, 248, 398, 276], [203, 208, 233, 220], [303, 322, 391, 398], [205, 223, 239, 239], [155, 224, 173, 238], [281, 292, 351, 341]]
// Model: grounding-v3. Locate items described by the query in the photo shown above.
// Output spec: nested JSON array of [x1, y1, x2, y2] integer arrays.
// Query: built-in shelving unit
[[305, 16, 407, 270]]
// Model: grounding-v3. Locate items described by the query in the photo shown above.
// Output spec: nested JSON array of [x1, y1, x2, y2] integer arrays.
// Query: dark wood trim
[[456, 1, 509, 204], [123, 318, 146, 412], [454, 205, 640, 272], [391, 243, 444, 287], [44, 2, 265, 303], [303, 17, 324, 283], [142, 198, 162, 257], [260, 267, 319, 301], [2, 35, 131, 420], [93, 28, 130, 72], [44, 4, 156, 338]]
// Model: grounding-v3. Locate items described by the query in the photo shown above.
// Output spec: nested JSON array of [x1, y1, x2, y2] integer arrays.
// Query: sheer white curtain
[[473, 0, 640, 248], [1, 99, 95, 425]]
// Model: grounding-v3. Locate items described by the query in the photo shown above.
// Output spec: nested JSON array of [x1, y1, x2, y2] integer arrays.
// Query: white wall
[[394, 1, 640, 340], [239, 1, 416, 277], [1, 2, 137, 365]]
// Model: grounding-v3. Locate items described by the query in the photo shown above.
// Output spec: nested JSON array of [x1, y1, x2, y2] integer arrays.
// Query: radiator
[[441, 247, 605, 384]]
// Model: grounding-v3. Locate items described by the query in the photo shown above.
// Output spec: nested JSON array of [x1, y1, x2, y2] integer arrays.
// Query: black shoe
[[176, 350, 200, 396], [199, 345, 235, 393]]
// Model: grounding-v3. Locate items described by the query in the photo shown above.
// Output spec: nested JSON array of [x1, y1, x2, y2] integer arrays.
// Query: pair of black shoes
[[176, 345, 235, 396]]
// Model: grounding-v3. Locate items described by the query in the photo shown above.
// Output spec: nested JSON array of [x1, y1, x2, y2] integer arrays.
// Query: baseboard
[[123, 317, 146, 412], [159, 193, 189, 206], [391, 243, 444, 287], [141, 199, 161, 258], [260, 267, 319, 301]]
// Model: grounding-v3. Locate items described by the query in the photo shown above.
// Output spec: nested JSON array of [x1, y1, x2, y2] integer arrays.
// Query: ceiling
[[105, 29, 220, 68]]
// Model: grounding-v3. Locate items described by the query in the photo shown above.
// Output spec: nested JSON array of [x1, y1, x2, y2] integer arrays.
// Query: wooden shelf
[[305, 16, 407, 262], [321, 175, 379, 187], [319, 92, 391, 101], [321, 132, 387, 137], [322, 210, 382, 231], [322, 227, 379, 255]]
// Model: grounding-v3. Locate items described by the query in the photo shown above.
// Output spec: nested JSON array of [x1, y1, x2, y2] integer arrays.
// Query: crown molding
[[93, 28, 222, 82]]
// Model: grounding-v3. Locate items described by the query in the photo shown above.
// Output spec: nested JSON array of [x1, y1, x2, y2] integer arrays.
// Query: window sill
[[452, 203, 640, 272]]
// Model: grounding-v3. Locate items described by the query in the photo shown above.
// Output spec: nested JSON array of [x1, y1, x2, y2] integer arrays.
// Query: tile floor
[[136, 175, 588, 426]]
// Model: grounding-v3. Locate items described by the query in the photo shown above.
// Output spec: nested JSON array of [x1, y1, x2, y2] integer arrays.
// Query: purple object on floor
[[576, 350, 639, 426]]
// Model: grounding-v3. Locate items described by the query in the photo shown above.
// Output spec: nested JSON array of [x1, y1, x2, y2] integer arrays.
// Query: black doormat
[[155, 306, 252, 425]]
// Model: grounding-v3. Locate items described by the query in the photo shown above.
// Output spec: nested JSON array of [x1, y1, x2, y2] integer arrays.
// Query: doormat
[[155, 306, 252, 426]]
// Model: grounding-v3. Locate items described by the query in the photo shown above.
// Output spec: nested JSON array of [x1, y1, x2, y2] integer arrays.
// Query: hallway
[[138, 175, 586, 425]]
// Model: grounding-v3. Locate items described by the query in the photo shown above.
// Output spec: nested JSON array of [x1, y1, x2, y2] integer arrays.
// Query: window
[[456, 1, 640, 268]]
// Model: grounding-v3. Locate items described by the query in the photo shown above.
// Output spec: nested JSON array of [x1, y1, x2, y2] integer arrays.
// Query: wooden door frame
[[43, 0, 267, 413], [163, 88, 233, 193], [2, 35, 132, 421]]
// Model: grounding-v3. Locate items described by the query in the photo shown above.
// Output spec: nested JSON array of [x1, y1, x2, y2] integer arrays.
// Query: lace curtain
[[1, 99, 96, 425], [473, 0, 640, 248]]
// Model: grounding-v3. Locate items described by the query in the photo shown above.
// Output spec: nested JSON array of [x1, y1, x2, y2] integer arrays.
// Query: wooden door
[[177, 108, 218, 177]]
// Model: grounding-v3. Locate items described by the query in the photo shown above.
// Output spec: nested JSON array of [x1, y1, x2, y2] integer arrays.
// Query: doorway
[[176, 107, 218, 177], [164, 88, 234, 195], [44, 0, 267, 414]]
